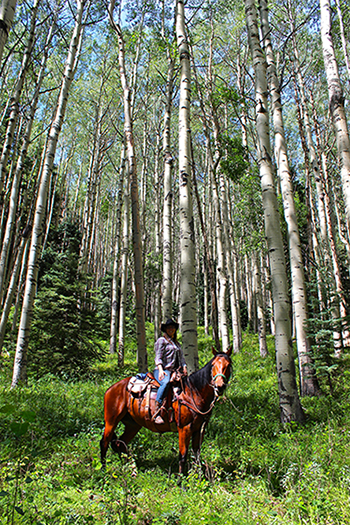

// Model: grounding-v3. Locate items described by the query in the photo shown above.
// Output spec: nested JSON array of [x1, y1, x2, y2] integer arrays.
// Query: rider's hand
[[183, 365, 188, 376], [158, 366, 165, 381]]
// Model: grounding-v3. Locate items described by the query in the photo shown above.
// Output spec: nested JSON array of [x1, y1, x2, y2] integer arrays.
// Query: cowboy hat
[[161, 319, 179, 332]]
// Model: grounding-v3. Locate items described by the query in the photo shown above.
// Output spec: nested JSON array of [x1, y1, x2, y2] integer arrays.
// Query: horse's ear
[[212, 346, 217, 356], [226, 345, 232, 357]]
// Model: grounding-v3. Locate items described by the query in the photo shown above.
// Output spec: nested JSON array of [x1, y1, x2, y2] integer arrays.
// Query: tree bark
[[110, 142, 126, 354], [162, 44, 174, 322], [259, 0, 319, 396], [109, 2, 147, 372], [0, 0, 40, 207], [118, 168, 130, 367], [245, 0, 304, 423], [176, 0, 198, 372], [0, 0, 17, 66], [320, 0, 350, 239]]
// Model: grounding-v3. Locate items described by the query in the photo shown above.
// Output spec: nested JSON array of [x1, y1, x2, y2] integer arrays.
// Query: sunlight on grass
[[1, 329, 350, 523]]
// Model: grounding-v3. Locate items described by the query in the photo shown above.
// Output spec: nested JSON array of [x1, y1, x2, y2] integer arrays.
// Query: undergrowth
[[1, 330, 350, 524]]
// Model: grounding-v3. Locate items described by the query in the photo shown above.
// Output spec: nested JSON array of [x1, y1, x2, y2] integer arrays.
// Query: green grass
[[1, 331, 350, 524]]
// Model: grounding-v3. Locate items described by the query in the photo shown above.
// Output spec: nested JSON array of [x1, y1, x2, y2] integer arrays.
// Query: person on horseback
[[153, 318, 187, 424]]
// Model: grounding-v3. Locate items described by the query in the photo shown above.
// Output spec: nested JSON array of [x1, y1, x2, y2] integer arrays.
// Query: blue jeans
[[154, 369, 171, 403]]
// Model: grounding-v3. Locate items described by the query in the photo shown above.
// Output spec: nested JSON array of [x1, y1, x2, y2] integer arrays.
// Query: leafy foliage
[[1, 332, 350, 523], [218, 132, 249, 182]]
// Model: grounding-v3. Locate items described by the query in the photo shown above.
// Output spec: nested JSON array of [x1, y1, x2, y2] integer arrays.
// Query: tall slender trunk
[[0, 0, 17, 65], [154, 133, 161, 340], [245, 0, 304, 423], [320, 0, 350, 237], [11, 0, 87, 387], [335, 0, 350, 80], [109, 2, 147, 372], [0, 234, 29, 350], [118, 170, 130, 367], [176, 0, 198, 372], [259, 0, 319, 396], [0, 0, 40, 203], [110, 142, 126, 354], [254, 251, 268, 357], [162, 45, 174, 321]]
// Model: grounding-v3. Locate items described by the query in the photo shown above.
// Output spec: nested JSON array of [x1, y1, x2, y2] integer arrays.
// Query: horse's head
[[211, 346, 232, 395]]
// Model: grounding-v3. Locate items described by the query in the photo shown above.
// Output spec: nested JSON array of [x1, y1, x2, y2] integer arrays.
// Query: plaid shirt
[[154, 336, 186, 371]]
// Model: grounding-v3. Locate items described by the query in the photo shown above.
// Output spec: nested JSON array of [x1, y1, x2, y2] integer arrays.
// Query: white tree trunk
[[320, 0, 350, 237], [118, 170, 130, 367], [245, 0, 304, 422], [110, 142, 126, 354], [176, 0, 198, 372], [0, 0, 40, 202], [109, 2, 147, 371], [259, 0, 319, 396], [254, 252, 268, 357], [162, 50, 174, 321], [11, 0, 87, 387], [0, 235, 28, 350], [0, 0, 17, 64]]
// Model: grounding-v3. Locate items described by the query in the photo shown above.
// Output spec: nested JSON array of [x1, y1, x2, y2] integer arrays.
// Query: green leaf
[[0, 491, 9, 497], [15, 506, 25, 516], [20, 410, 36, 422], [10, 421, 29, 437], [24, 476, 34, 484], [0, 404, 16, 414]]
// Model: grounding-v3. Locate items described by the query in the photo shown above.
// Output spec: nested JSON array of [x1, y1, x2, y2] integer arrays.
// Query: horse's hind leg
[[100, 422, 118, 466], [116, 420, 141, 454], [100, 380, 129, 466]]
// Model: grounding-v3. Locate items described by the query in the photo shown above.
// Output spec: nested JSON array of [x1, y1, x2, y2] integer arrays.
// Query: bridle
[[178, 358, 231, 416]]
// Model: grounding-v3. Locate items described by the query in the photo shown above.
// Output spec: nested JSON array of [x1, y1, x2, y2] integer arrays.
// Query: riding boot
[[153, 401, 165, 424]]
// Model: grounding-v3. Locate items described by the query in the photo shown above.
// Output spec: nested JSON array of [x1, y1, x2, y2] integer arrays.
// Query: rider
[[153, 319, 187, 424]]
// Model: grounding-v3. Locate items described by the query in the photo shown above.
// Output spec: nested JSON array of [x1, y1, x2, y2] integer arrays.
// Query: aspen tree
[[109, 1, 147, 372], [0, 0, 17, 65], [0, 0, 40, 207], [207, 19, 230, 352], [245, 0, 304, 422], [162, 34, 175, 322], [11, 0, 88, 387], [254, 251, 268, 357], [118, 168, 130, 367], [320, 0, 350, 239], [110, 142, 126, 354], [189, 43, 221, 353], [335, 0, 350, 80], [176, 0, 198, 372], [259, 0, 319, 396], [153, 132, 162, 340]]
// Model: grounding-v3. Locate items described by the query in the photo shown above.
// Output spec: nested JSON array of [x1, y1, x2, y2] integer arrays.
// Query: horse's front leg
[[178, 425, 192, 476]]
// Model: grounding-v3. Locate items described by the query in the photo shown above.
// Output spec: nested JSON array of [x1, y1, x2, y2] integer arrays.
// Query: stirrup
[[152, 402, 165, 424]]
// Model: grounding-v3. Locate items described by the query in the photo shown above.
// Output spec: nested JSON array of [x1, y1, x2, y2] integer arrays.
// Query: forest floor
[[1, 329, 350, 524]]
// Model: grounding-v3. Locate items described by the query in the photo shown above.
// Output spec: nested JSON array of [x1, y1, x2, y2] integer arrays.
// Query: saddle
[[126, 369, 184, 423], [126, 372, 160, 398]]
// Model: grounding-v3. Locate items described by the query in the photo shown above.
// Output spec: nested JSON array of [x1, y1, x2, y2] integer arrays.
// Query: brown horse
[[100, 347, 232, 474]]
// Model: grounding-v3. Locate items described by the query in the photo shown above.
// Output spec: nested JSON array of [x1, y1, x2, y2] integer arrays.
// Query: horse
[[100, 347, 232, 474]]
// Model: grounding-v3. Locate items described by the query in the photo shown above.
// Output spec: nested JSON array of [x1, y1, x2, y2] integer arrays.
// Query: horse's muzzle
[[216, 383, 227, 396]]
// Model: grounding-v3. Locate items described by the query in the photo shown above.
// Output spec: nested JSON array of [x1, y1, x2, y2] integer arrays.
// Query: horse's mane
[[185, 353, 229, 392]]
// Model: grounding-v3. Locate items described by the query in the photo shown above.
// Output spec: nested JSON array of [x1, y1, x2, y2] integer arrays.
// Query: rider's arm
[[155, 337, 166, 381]]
